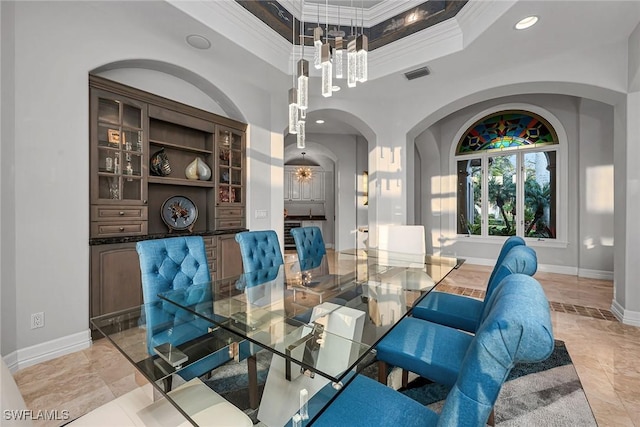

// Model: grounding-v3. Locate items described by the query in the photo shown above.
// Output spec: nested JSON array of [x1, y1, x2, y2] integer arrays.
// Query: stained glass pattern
[[457, 111, 558, 154]]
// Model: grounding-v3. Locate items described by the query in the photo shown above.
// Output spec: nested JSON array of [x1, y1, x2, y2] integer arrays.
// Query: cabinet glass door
[[217, 128, 243, 205], [95, 96, 145, 203]]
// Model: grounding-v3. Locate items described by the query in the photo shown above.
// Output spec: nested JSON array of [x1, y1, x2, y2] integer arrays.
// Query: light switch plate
[[255, 209, 268, 219]]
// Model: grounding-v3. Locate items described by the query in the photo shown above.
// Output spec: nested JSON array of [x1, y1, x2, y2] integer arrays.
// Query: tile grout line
[[437, 284, 618, 322]]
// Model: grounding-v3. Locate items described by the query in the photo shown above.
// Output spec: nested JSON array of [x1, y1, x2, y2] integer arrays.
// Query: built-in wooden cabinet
[[89, 76, 248, 330], [284, 166, 325, 201], [90, 90, 149, 237], [90, 243, 142, 317]]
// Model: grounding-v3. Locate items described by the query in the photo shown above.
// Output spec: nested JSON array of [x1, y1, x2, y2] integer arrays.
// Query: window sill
[[453, 235, 568, 249]]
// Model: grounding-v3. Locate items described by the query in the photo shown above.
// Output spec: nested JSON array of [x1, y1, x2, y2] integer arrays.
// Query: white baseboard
[[462, 257, 613, 279], [7, 330, 92, 372], [611, 300, 640, 326], [577, 268, 614, 281]]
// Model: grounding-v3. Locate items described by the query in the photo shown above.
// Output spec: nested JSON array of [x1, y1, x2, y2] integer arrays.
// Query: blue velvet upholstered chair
[[235, 230, 284, 272], [290, 226, 361, 309], [306, 274, 554, 427], [136, 236, 232, 384], [290, 226, 326, 271], [411, 236, 529, 333]]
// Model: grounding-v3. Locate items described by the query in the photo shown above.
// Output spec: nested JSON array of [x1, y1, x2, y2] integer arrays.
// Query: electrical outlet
[[31, 312, 45, 329]]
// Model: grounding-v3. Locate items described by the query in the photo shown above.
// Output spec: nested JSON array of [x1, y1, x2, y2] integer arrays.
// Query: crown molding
[[456, 0, 517, 47], [369, 17, 463, 80], [167, 0, 293, 74], [282, 0, 424, 27]]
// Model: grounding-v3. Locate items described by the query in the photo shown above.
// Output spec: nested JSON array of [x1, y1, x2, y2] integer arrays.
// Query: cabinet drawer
[[216, 218, 245, 230], [92, 206, 148, 221], [217, 207, 244, 218], [91, 222, 147, 237]]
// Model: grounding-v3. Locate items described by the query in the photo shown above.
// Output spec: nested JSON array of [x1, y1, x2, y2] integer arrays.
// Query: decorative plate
[[161, 196, 198, 232]]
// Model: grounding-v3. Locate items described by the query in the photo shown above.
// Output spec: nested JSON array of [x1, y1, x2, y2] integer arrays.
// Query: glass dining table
[[91, 249, 461, 426]]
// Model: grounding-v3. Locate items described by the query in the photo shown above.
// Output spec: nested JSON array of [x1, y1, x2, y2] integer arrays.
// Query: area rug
[[205, 340, 596, 426], [368, 340, 597, 426]]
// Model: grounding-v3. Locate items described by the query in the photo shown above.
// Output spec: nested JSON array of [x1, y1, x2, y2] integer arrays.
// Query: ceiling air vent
[[404, 66, 431, 81]]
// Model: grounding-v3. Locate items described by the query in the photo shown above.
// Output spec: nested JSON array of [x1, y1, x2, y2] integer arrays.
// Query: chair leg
[[487, 408, 495, 426], [248, 354, 259, 409], [377, 361, 388, 384], [401, 369, 409, 388]]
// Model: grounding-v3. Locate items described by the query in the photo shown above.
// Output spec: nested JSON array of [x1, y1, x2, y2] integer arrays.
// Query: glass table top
[[91, 249, 460, 426]]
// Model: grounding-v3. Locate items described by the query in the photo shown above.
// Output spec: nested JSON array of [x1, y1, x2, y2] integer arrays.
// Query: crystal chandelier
[[288, 0, 368, 149]]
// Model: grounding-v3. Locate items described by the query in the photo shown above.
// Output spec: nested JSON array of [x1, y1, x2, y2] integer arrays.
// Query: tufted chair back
[[136, 236, 212, 355], [235, 230, 284, 273], [438, 274, 554, 426], [486, 236, 526, 287], [290, 226, 326, 271], [484, 245, 537, 303]]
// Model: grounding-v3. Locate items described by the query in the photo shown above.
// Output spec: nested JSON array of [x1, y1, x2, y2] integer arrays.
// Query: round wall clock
[[161, 196, 198, 233]]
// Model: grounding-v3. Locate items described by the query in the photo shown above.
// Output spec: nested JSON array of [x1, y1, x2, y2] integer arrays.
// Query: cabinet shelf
[[148, 176, 215, 187], [149, 139, 213, 155]]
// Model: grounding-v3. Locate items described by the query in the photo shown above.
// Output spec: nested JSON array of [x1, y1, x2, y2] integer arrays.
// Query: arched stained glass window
[[455, 109, 559, 240], [456, 111, 558, 154]]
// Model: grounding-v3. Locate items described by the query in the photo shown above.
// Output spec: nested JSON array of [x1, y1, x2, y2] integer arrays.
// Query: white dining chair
[[377, 225, 426, 267]]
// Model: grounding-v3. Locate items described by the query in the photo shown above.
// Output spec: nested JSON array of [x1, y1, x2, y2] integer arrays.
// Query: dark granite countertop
[[89, 228, 248, 246], [284, 216, 327, 221]]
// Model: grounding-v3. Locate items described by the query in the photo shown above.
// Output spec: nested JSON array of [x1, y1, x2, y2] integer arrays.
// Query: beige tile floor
[[11, 260, 640, 427]]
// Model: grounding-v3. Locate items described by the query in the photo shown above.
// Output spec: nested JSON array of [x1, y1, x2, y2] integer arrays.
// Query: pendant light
[[288, 16, 298, 134], [289, 88, 298, 134], [320, 1, 332, 98], [355, 1, 368, 83], [355, 34, 368, 83], [335, 36, 344, 79], [347, 34, 357, 88], [297, 120, 306, 149], [321, 43, 332, 97], [297, 59, 309, 110]]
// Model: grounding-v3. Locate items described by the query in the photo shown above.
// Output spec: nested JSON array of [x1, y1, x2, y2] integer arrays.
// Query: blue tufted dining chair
[[136, 236, 233, 384], [290, 226, 326, 271], [411, 236, 529, 333], [304, 274, 554, 427], [290, 226, 362, 310], [235, 230, 284, 273], [376, 245, 538, 392]]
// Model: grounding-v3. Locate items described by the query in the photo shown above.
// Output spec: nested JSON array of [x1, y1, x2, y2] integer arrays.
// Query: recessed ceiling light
[[332, 85, 341, 92], [186, 34, 211, 50], [515, 16, 538, 30], [315, 120, 325, 124]]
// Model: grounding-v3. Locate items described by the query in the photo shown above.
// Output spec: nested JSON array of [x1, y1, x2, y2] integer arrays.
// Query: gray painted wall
[[417, 94, 614, 275]]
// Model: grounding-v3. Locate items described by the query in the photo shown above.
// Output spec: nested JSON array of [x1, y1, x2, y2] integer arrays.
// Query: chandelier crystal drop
[[356, 34, 368, 82], [297, 120, 306, 149], [335, 37, 344, 79], [286, 0, 368, 144], [297, 59, 309, 110], [288, 88, 298, 134], [347, 38, 357, 88], [321, 43, 333, 97], [313, 27, 323, 70]]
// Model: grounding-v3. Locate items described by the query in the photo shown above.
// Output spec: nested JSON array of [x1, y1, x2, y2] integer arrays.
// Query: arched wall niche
[[90, 59, 245, 122]]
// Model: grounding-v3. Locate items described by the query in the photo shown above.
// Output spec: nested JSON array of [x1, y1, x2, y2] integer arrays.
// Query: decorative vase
[[185, 157, 211, 181], [150, 148, 171, 176]]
